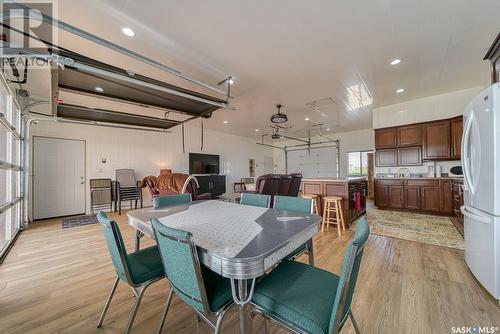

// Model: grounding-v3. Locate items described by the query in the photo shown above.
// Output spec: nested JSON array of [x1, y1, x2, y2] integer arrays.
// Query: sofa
[[141, 172, 211, 201]]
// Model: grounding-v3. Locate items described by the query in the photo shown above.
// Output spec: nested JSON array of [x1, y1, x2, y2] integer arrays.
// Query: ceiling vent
[[305, 97, 336, 110]]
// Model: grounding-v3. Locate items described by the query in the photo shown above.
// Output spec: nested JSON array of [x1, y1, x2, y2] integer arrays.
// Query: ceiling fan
[[270, 104, 288, 124]]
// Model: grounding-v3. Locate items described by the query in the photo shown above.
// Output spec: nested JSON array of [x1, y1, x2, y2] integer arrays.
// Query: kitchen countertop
[[302, 177, 367, 182], [375, 176, 463, 180]]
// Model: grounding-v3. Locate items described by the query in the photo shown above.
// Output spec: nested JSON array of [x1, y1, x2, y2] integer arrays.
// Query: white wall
[[273, 128, 374, 177], [372, 86, 484, 129], [31, 119, 273, 213], [372, 86, 485, 175]]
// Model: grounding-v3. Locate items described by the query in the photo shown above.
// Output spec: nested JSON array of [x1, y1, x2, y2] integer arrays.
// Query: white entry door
[[263, 157, 274, 174], [33, 137, 86, 219]]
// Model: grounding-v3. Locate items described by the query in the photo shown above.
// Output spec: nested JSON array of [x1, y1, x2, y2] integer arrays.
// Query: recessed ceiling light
[[95, 86, 104, 93], [396, 88, 405, 93], [305, 117, 310, 121], [255, 129, 260, 132], [121, 27, 135, 37], [390, 58, 401, 65], [223, 120, 228, 124], [326, 128, 331, 131]]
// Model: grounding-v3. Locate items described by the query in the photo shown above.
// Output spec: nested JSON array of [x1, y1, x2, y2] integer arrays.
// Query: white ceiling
[[32, 0, 500, 138]]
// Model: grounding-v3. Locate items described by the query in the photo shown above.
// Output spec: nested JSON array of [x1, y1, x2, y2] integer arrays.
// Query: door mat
[[62, 214, 99, 229]]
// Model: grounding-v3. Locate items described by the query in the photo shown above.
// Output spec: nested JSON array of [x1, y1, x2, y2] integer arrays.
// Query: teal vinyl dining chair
[[240, 193, 271, 208], [251, 216, 370, 334], [273, 195, 314, 264], [151, 218, 233, 334], [96, 212, 165, 334], [153, 193, 192, 209], [274, 195, 313, 213]]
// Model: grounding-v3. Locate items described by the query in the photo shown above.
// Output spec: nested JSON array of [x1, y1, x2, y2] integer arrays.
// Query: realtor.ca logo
[[1, 0, 57, 55], [451, 327, 499, 334]]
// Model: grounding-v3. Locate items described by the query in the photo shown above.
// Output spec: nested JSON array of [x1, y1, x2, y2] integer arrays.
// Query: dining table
[[127, 200, 321, 333]]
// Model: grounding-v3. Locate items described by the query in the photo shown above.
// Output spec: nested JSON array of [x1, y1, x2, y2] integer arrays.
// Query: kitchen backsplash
[[375, 160, 461, 176]]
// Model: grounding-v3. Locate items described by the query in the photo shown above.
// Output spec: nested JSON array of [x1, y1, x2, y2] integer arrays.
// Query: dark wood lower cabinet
[[405, 186, 421, 210], [389, 186, 405, 209], [375, 178, 458, 216], [439, 179, 453, 214], [420, 186, 440, 212]]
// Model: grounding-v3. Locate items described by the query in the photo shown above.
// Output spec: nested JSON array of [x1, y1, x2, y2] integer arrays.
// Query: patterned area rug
[[352, 208, 464, 250], [62, 214, 99, 229]]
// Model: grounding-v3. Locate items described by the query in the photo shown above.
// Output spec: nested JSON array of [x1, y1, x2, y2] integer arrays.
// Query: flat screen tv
[[189, 153, 220, 174]]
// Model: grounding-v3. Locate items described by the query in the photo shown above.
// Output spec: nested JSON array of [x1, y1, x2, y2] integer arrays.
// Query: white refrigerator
[[461, 83, 500, 301]]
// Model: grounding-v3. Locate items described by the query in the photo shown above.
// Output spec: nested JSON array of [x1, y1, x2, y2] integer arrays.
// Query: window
[[348, 151, 371, 176]]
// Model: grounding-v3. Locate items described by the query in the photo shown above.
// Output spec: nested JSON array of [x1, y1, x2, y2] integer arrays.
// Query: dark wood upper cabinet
[[423, 120, 451, 160], [451, 116, 463, 160], [375, 148, 397, 167], [398, 146, 422, 166], [397, 124, 422, 147], [375, 128, 397, 149], [484, 33, 500, 84]]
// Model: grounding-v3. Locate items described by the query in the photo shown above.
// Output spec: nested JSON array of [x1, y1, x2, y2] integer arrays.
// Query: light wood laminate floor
[[0, 211, 499, 334]]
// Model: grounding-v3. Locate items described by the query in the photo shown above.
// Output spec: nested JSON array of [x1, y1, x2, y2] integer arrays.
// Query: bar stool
[[322, 196, 346, 235], [301, 194, 321, 215]]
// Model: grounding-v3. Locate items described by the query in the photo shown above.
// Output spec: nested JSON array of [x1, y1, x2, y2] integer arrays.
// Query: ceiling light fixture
[[305, 117, 310, 121], [390, 58, 401, 65], [396, 88, 405, 93], [255, 129, 260, 132], [121, 27, 135, 37], [95, 86, 104, 93], [271, 104, 288, 124], [223, 120, 228, 124], [326, 128, 331, 131], [217, 76, 234, 86]]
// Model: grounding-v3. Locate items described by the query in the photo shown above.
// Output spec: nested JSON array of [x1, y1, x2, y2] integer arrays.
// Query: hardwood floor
[[0, 211, 499, 334]]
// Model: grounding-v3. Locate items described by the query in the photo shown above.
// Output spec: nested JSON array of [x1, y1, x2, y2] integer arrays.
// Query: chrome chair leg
[[125, 282, 151, 334], [97, 277, 120, 328], [157, 289, 174, 334], [214, 307, 229, 334], [349, 310, 361, 334]]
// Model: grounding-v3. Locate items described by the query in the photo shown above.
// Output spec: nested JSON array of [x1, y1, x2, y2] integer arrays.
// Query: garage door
[[287, 146, 338, 178]]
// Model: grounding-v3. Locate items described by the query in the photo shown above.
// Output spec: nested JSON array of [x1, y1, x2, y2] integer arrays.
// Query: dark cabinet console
[[195, 175, 226, 198]]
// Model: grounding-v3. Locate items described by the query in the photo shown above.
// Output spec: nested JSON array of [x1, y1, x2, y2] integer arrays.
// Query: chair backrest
[[234, 182, 246, 193], [153, 193, 192, 209], [256, 174, 281, 195], [97, 212, 131, 284], [151, 219, 210, 313], [329, 216, 370, 334], [277, 175, 292, 196], [116, 169, 137, 187], [273, 195, 313, 214], [90, 178, 112, 189], [288, 173, 302, 196], [240, 193, 271, 208]]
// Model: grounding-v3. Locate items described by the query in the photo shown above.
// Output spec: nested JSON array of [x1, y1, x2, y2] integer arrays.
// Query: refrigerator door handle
[[462, 112, 475, 194], [460, 206, 491, 224]]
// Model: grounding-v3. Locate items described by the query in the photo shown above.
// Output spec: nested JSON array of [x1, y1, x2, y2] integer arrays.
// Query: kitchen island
[[301, 177, 367, 227]]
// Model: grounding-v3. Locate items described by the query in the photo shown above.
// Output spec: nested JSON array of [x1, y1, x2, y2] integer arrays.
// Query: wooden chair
[[322, 196, 346, 235], [301, 194, 321, 215]]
